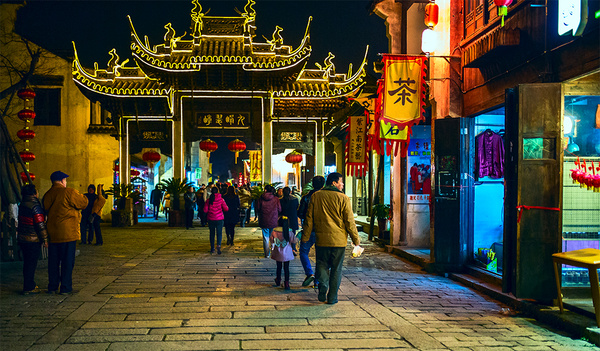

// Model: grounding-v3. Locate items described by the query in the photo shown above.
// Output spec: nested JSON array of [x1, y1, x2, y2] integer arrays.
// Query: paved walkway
[[1, 221, 597, 350]]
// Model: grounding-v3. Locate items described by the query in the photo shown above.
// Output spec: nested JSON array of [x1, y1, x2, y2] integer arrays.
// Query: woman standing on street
[[204, 187, 228, 254], [257, 184, 281, 258], [223, 186, 240, 246], [17, 184, 48, 295]]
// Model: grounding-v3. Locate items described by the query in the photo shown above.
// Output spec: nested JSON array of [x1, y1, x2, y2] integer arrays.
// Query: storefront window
[[561, 95, 600, 287]]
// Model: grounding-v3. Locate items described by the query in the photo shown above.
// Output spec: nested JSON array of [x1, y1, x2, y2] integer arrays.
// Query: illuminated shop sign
[[279, 131, 303, 142], [558, 0, 588, 36], [141, 131, 167, 141], [196, 113, 249, 129]]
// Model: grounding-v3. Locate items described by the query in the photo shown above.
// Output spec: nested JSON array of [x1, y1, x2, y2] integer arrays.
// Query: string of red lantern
[[17, 88, 36, 184]]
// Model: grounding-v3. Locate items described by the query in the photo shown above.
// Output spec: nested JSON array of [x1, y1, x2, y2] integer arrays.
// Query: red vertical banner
[[377, 55, 427, 157], [345, 115, 368, 177]]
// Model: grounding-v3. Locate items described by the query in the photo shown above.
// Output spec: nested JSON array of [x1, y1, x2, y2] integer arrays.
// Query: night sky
[[15, 0, 389, 179]]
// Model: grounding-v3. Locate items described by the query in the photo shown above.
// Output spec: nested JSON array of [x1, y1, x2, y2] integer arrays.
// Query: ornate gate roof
[[72, 0, 367, 118]]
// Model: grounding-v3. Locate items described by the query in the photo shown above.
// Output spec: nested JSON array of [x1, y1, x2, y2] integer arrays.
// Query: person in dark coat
[[223, 186, 240, 246], [184, 186, 197, 229], [80, 184, 98, 244], [17, 184, 48, 294], [279, 186, 299, 253], [150, 187, 163, 220], [256, 185, 281, 258]]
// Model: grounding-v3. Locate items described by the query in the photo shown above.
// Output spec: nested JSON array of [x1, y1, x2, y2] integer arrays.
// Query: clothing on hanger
[[475, 129, 505, 180]]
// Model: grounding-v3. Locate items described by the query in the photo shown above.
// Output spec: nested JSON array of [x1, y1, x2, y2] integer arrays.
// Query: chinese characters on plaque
[[345, 116, 368, 177], [196, 113, 249, 129]]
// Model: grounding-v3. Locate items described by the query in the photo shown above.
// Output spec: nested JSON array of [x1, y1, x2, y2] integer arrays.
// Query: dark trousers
[[185, 208, 195, 228], [80, 212, 91, 242], [19, 242, 42, 291], [239, 208, 247, 227], [86, 215, 102, 244], [48, 241, 76, 293], [153, 204, 160, 219], [225, 222, 236, 244], [315, 246, 346, 304], [208, 220, 223, 250], [276, 261, 290, 282], [199, 211, 207, 226]]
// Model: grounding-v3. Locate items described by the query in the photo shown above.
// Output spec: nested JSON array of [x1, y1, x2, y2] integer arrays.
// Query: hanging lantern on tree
[[17, 129, 35, 140], [17, 109, 36, 121], [424, 1, 439, 28], [20, 172, 35, 183], [199, 139, 218, 158], [227, 139, 246, 164], [17, 88, 36, 101], [19, 150, 35, 162], [493, 0, 512, 27]]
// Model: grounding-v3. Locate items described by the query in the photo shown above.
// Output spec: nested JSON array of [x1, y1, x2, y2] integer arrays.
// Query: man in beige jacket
[[43, 171, 88, 294], [302, 172, 360, 304]]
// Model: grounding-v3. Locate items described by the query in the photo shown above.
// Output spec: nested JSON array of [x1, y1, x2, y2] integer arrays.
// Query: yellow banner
[[379, 120, 408, 140], [383, 57, 424, 124], [249, 150, 262, 182]]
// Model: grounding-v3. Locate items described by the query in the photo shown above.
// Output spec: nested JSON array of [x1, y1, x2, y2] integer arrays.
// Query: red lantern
[[20, 172, 35, 183], [113, 164, 120, 172], [18, 109, 36, 121], [131, 169, 140, 177], [142, 150, 161, 164], [227, 139, 246, 164], [493, 0, 512, 27], [285, 151, 303, 164], [17, 88, 36, 101], [424, 1, 439, 28], [200, 139, 218, 158], [17, 129, 35, 140], [19, 150, 35, 162]]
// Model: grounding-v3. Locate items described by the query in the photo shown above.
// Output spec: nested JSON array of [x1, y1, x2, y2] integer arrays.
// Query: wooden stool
[[552, 248, 600, 327]]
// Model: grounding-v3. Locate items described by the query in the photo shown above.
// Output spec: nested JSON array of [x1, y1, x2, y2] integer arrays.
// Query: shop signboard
[[407, 138, 431, 204], [249, 150, 262, 182]]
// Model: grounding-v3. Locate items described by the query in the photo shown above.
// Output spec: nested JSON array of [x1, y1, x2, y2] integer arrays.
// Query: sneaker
[[59, 290, 76, 296], [210, 249, 215, 255], [22, 286, 41, 295], [46, 289, 58, 295], [217, 247, 221, 255], [273, 278, 281, 287], [284, 281, 290, 290], [302, 275, 315, 287]]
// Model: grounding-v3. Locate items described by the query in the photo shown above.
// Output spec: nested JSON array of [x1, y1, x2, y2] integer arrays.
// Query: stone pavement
[[1, 221, 597, 350]]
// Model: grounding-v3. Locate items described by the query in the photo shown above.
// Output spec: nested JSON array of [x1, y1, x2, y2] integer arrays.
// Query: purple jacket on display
[[256, 192, 281, 229], [475, 130, 504, 179]]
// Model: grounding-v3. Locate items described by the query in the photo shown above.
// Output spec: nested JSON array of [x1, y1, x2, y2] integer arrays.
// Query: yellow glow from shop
[[271, 149, 303, 186]]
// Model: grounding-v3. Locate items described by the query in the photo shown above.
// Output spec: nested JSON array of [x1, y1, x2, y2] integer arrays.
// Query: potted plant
[[158, 177, 193, 227], [105, 184, 135, 227], [372, 203, 391, 239]]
